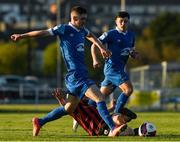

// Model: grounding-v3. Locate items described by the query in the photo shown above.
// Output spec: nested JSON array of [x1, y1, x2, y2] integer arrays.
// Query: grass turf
[[0, 104, 180, 141]]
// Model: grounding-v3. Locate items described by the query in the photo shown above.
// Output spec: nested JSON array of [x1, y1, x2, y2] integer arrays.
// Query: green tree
[[150, 13, 180, 45], [0, 41, 29, 74], [161, 43, 180, 61], [129, 13, 180, 67], [149, 12, 180, 58], [128, 27, 161, 67], [42, 42, 58, 76], [129, 37, 161, 67]]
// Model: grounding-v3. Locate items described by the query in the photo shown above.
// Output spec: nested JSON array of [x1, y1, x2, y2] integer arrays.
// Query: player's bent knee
[[124, 88, 133, 96], [64, 102, 77, 114]]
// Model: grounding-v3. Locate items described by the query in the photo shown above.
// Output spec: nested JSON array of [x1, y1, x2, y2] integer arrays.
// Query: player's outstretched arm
[[91, 44, 102, 68], [10, 30, 51, 41], [86, 32, 112, 59]]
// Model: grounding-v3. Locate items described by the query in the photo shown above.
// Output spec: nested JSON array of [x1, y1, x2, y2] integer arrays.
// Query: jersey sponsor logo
[[121, 47, 132, 56], [76, 43, 84, 52]]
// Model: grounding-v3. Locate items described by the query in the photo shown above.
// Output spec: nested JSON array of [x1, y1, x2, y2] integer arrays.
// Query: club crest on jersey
[[70, 33, 74, 37], [76, 43, 84, 52]]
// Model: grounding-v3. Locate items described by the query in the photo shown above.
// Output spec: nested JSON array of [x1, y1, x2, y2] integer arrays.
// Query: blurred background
[[0, 0, 180, 111]]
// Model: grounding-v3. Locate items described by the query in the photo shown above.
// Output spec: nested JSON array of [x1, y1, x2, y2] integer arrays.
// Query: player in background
[[11, 6, 123, 137], [52, 88, 138, 136], [90, 11, 140, 114]]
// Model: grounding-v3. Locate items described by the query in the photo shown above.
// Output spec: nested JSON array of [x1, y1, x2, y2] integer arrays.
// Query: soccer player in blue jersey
[[91, 11, 140, 114], [11, 6, 123, 137]]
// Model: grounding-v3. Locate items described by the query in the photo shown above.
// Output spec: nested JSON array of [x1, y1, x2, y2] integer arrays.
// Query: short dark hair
[[71, 6, 87, 15], [115, 11, 130, 19]]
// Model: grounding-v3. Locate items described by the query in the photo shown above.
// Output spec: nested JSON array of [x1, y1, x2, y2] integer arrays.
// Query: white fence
[[0, 85, 55, 104], [130, 61, 180, 111]]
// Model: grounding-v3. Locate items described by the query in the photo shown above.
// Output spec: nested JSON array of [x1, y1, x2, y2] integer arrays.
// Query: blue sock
[[97, 101, 115, 130], [39, 106, 67, 126], [88, 99, 97, 108], [114, 93, 128, 113]]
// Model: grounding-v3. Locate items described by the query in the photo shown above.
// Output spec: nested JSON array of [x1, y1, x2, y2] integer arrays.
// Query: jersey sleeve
[[83, 27, 90, 36], [98, 32, 109, 44], [48, 24, 65, 36]]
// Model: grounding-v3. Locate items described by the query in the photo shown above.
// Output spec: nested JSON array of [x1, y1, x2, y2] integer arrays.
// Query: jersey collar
[[69, 22, 81, 32], [116, 27, 127, 35]]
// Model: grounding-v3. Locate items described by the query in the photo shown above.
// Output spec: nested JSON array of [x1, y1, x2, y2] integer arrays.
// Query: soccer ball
[[138, 122, 156, 137]]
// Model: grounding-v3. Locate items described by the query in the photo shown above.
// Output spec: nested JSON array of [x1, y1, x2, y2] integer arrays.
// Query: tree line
[[0, 12, 179, 82]]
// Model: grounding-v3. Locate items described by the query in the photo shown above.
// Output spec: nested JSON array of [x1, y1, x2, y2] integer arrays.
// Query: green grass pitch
[[0, 104, 180, 141]]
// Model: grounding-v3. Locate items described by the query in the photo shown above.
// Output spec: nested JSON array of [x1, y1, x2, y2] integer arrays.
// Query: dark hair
[[115, 11, 130, 19], [71, 6, 87, 15]]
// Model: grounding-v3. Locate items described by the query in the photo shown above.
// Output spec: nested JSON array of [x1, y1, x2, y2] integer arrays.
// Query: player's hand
[[130, 51, 141, 60], [52, 88, 60, 97], [93, 60, 102, 68], [52, 88, 66, 98], [52, 88, 66, 105], [100, 48, 112, 59], [10, 34, 22, 41]]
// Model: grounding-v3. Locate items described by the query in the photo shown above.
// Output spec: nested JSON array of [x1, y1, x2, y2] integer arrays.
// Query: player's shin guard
[[114, 93, 128, 113], [38, 106, 67, 126], [97, 101, 115, 130]]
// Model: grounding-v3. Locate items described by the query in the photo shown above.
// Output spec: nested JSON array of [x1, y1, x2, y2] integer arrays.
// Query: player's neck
[[116, 27, 127, 34], [69, 22, 81, 30]]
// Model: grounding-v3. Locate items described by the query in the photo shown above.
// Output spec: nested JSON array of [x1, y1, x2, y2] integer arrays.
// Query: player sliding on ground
[[51, 89, 157, 137], [51, 88, 138, 136]]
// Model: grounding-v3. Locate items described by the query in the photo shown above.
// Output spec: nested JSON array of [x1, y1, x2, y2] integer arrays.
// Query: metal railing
[[0, 85, 55, 104]]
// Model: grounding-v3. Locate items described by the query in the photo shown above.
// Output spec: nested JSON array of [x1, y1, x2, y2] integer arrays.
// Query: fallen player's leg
[[52, 88, 128, 136], [108, 124, 127, 136]]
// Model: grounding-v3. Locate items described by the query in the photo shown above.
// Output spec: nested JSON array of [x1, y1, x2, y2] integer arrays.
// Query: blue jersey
[[49, 23, 94, 98], [99, 27, 135, 87], [49, 23, 90, 75], [99, 27, 135, 66]]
